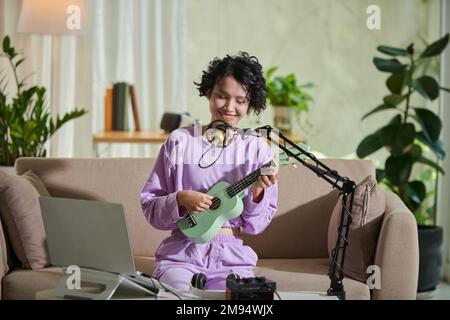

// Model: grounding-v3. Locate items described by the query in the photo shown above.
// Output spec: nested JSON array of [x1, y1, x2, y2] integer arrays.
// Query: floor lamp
[[17, 0, 85, 157]]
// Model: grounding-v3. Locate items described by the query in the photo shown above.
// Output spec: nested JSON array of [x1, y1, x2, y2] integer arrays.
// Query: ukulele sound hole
[[210, 197, 221, 210]]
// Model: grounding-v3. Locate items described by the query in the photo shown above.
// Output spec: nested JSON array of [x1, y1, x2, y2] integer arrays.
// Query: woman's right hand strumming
[[176, 190, 213, 214]]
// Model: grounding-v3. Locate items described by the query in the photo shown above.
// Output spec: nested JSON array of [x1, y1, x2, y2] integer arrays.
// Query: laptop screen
[[39, 196, 136, 275]]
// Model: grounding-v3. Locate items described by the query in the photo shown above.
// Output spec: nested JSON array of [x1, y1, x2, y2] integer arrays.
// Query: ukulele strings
[[189, 145, 302, 220], [195, 161, 272, 211]]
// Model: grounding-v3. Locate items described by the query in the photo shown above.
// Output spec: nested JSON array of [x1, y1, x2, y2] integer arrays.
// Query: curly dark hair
[[194, 52, 267, 116]]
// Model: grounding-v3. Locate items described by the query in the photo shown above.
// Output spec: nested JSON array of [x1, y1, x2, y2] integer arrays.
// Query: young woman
[[140, 52, 278, 291]]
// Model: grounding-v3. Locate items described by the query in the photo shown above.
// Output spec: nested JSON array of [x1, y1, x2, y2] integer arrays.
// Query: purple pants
[[152, 230, 257, 290]]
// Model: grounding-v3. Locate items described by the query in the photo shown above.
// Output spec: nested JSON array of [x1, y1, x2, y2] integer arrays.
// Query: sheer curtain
[[0, 0, 187, 157]]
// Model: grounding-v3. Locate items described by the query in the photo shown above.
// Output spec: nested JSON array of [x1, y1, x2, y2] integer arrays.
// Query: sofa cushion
[[0, 170, 51, 270], [255, 258, 370, 300], [0, 218, 9, 298], [14, 157, 375, 260], [327, 175, 385, 283], [2, 266, 62, 300], [134, 255, 156, 275]]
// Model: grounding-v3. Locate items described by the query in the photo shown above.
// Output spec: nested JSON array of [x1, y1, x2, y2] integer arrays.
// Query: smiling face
[[208, 76, 250, 127]]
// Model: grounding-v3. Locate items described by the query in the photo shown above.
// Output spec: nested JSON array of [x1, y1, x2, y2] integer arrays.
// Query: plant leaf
[[417, 132, 445, 160], [2, 35, 10, 54], [380, 122, 415, 156], [373, 57, 407, 73], [356, 131, 383, 158], [297, 82, 314, 89], [405, 180, 426, 206], [389, 114, 402, 125], [376, 168, 385, 182], [386, 70, 410, 94], [383, 94, 405, 107], [409, 144, 422, 159], [407, 43, 415, 55], [420, 33, 449, 58], [266, 70, 313, 108], [413, 108, 441, 142], [385, 154, 413, 186], [49, 108, 87, 135], [412, 76, 440, 101], [15, 57, 25, 68], [416, 156, 445, 174], [396, 123, 416, 148], [362, 104, 397, 120], [377, 45, 409, 57], [265, 66, 278, 81]]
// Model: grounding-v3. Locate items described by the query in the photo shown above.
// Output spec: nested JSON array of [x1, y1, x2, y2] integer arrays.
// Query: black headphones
[[191, 273, 241, 290], [191, 273, 207, 289], [198, 120, 237, 169], [204, 120, 236, 148]]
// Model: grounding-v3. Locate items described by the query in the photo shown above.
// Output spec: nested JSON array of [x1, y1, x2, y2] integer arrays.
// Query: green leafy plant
[[265, 66, 314, 112], [356, 33, 449, 225], [0, 35, 87, 166], [413, 166, 437, 225]]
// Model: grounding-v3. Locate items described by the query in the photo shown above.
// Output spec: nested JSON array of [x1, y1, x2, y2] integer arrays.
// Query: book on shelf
[[112, 82, 127, 131], [129, 85, 141, 131], [107, 82, 141, 131], [104, 87, 113, 131]]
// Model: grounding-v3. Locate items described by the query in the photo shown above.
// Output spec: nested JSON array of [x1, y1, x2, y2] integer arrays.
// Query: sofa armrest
[[0, 219, 10, 299], [372, 191, 419, 300]]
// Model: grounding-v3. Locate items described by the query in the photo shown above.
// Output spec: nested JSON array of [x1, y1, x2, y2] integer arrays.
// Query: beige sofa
[[0, 157, 419, 300]]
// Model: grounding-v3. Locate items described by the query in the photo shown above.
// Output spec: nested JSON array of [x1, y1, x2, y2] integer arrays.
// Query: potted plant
[[265, 66, 314, 135], [356, 33, 449, 294], [0, 35, 87, 169]]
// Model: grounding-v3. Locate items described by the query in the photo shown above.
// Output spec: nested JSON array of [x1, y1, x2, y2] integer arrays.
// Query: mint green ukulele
[[176, 143, 310, 243]]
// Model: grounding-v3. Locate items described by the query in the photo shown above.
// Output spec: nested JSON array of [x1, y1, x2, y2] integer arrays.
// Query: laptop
[[39, 196, 163, 296]]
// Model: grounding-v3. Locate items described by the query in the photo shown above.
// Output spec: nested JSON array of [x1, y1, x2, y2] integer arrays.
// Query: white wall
[[1, 0, 443, 162], [186, 0, 439, 161]]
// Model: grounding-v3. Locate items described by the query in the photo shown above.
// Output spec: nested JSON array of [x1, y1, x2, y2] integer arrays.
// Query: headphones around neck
[[204, 120, 237, 148], [198, 119, 238, 169]]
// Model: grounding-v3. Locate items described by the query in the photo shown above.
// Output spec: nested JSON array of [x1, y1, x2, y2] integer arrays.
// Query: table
[[35, 288, 337, 300], [92, 130, 306, 157], [35, 288, 176, 300], [266, 132, 306, 145], [93, 130, 168, 157]]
